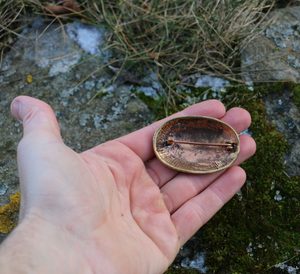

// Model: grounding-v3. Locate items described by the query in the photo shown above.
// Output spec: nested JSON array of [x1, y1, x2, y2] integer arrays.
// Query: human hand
[[0, 96, 255, 274]]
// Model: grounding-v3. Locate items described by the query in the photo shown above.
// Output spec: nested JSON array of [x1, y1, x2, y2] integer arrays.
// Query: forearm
[[0, 218, 92, 274]]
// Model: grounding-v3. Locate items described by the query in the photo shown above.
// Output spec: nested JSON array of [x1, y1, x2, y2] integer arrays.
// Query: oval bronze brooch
[[153, 116, 240, 174]]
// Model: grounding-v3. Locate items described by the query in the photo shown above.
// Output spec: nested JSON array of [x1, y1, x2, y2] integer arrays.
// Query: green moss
[[254, 81, 300, 110], [199, 85, 300, 273], [139, 82, 300, 274], [134, 91, 167, 119], [164, 268, 198, 274], [0, 192, 20, 234], [292, 85, 300, 109]]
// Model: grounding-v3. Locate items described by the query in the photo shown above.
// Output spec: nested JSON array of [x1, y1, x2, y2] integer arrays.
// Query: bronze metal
[[153, 116, 240, 174], [166, 137, 237, 150]]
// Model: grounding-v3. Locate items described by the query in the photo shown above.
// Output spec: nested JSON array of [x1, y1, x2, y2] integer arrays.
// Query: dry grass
[[84, 0, 275, 84], [0, 0, 25, 62], [0, 0, 280, 87]]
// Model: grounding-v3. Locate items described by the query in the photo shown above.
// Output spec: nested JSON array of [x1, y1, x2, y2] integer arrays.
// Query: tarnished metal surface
[[153, 116, 240, 174]]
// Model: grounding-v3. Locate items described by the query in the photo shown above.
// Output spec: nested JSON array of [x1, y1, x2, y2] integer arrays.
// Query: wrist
[[0, 215, 93, 274]]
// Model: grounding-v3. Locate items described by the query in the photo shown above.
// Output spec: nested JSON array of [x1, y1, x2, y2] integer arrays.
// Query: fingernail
[[11, 99, 22, 122]]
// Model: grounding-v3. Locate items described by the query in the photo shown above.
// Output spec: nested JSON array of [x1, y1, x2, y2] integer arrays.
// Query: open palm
[[12, 96, 255, 274]]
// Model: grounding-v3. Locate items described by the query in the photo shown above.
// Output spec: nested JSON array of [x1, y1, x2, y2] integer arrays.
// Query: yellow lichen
[[26, 74, 33, 84], [0, 192, 20, 234]]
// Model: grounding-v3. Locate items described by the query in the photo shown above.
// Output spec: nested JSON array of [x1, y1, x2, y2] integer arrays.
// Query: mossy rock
[[140, 82, 300, 273], [164, 267, 198, 274], [292, 85, 300, 109]]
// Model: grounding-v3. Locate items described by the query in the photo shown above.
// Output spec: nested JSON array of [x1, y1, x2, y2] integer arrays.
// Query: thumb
[[11, 96, 63, 142], [10, 96, 64, 219]]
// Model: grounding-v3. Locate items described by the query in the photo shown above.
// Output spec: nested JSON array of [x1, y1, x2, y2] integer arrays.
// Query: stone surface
[[241, 6, 300, 177], [264, 89, 300, 176], [0, 17, 154, 241], [241, 6, 300, 82]]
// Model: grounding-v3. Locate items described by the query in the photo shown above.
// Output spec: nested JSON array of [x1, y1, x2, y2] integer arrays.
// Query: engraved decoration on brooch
[[153, 116, 240, 174]]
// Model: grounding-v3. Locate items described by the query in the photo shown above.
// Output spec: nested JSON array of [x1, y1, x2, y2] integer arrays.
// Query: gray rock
[[241, 7, 300, 82], [0, 17, 154, 239], [264, 90, 300, 176], [241, 6, 300, 176]]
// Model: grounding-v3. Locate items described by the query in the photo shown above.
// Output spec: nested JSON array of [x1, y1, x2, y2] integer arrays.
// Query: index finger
[[115, 100, 226, 162]]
